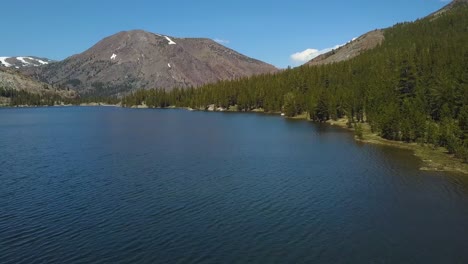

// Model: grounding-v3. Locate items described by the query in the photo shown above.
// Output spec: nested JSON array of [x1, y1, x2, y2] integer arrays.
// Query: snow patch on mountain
[[164, 36, 176, 45], [33, 58, 49, 65], [0, 57, 12, 67], [16, 57, 30, 65]]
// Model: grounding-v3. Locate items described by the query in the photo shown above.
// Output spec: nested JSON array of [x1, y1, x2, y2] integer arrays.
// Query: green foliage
[[283, 92, 298, 117], [312, 92, 329, 122], [354, 123, 364, 140]]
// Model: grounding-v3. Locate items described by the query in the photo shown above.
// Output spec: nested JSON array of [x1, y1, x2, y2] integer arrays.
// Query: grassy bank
[[324, 118, 468, 175]]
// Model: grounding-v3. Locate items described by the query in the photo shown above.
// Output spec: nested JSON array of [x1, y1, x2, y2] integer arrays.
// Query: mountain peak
[[23, 30, 277, 96]]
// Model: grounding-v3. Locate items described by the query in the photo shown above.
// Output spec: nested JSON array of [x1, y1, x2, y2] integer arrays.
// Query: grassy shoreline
[[232, 108, 467, 175], [324, 117, 468, 175]]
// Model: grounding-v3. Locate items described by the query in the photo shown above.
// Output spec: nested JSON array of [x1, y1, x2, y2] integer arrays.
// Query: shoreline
[[218, 108, 468, 175], [3, 103, 466, 175], [190, 107, 468, 175]]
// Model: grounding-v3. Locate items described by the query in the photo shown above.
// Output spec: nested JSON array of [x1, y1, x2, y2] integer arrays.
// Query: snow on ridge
[[0, 56, 50, 67], [164, 36, 176, 45], [0, 57, 12, 67], [33, 58, 49, 65], [16, 57, 31, 65], [19, 57, 49, 65]]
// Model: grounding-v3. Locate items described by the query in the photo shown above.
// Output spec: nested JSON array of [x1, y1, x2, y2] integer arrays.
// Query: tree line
[[0, 87, 121, 106], [0, 87, 61, 106]]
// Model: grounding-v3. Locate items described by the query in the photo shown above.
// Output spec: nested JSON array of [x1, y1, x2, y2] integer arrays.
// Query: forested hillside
[[122, 5, 468, 162], [0, 67, 76, 106]]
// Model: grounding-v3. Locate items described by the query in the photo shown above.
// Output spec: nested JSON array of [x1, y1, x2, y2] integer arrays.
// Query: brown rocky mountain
[[306, 0, 467, 66], [23, 30, 277, 96]]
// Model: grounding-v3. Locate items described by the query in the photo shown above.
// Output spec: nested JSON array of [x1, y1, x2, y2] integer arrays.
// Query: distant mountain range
[[20, 31, 277, 96], [0, 56, 53, 69]]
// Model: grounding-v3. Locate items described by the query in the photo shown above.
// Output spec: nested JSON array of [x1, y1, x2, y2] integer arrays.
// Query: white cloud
[[214, 38, 230, 44], [290, 37, 357, 65], [290, 45, 341, 64]]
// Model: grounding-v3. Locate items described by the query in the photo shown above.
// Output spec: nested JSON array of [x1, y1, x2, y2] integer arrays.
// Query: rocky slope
[[24, 30, 277, 96], [306, 30, 384, 66]]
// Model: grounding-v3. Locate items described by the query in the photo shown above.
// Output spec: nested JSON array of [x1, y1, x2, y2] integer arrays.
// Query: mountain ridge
[[306, 0, 468, 66], [306, 30, 384, 66]]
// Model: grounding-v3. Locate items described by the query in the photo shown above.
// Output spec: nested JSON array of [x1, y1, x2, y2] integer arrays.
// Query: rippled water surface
[[1, 107, 468, 263]]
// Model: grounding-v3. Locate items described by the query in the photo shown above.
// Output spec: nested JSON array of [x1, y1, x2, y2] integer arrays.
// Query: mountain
[[23, 30, 277, 96], [0, 56, 53, 68], [306, 0, 468, 66]]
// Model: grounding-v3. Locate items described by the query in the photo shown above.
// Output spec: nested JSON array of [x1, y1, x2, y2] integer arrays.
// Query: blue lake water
[[1, 107, 468, 263]]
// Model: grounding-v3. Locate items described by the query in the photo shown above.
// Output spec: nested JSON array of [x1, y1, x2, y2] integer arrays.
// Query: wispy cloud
[[290, 37, 357, 65], [214, 38, 230, 44]]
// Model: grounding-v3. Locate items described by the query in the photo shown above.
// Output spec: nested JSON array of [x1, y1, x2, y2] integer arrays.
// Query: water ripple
[[1, 107, 468, 263]]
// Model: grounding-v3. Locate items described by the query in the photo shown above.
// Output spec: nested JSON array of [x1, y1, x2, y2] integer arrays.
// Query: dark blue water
[[1, 107, 468, 263]]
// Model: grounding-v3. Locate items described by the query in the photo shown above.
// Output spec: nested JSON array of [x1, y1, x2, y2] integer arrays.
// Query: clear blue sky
[[1, 0, 450, 68]]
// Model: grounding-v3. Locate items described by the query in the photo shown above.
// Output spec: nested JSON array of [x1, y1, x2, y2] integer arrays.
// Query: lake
[[1, 107, 468, 263]]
